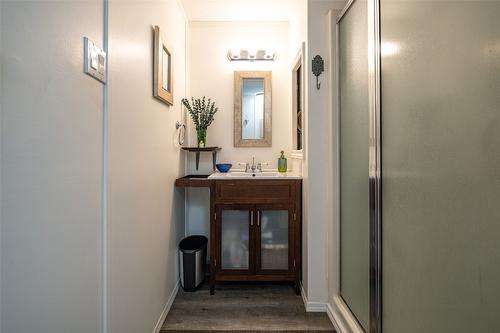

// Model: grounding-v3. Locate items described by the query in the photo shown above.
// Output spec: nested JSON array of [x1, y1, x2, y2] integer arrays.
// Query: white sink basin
[[228, 172, 279, 178], [209, 171, 301, 180]]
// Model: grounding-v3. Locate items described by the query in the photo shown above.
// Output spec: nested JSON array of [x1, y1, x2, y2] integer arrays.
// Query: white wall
[[290, 0, 307, 56], [185, 21, 292, 240], [326, 7, 340, 316], [0, 1, 347, 331], [107, 1, 187, 332], [0, 1, 188, 332], [0, 1, 3, 330], [289, 0, 309, 298], [187, 21, 292, 171], [0, 1, 104, 332], [303, 0, 346, 306], [287, 1, 346, 308]]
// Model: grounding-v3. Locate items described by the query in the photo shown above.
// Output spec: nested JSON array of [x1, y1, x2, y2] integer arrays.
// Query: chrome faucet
[[250, 157, 257, 172], [256, 162, 269, 172], [238, 161, 252, 173], [238, 157, 268, 173]]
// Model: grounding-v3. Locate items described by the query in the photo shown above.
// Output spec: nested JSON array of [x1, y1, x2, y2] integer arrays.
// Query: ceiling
[[179, 0, 300, 22]]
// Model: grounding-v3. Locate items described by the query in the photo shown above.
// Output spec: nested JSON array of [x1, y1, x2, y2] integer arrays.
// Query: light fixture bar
[[227, 49, 276, 61]]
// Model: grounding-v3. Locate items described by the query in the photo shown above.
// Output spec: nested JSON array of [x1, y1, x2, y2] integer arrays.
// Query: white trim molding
[[301, 283, 327, 312], [301, 283, 364, 333], [326, 304, 343, 333], [290, 150, 305, 160], [289, 42, 306, 160], [153, 280, 180, 333], [327, 296, 365, 333]]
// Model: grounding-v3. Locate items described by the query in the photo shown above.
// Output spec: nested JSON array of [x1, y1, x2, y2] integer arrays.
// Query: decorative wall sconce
[[312, 55, 324, 90], [227, 49, 276, 61]]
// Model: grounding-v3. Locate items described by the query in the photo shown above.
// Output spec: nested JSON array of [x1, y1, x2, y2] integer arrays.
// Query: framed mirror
[[153, 25, 173, 106], [234, 71, 272, 147]]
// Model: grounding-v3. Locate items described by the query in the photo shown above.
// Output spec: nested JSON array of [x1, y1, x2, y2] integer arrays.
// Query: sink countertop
[[208, 171, 302, 180]]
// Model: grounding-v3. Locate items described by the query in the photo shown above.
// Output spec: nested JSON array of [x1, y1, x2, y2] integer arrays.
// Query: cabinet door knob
[[250, 211, 254, 226]]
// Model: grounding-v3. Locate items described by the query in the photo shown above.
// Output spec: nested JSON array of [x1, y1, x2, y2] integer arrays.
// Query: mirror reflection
[[242, 78, 265, 140], [162, 47, 171, 92], [234, 71, 271, 147]]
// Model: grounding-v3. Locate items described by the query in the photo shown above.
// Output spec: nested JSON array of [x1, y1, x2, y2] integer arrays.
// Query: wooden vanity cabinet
[[209, 179, 302, 295]]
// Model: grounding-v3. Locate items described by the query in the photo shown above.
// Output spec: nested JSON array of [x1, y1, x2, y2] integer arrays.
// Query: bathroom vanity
[[175, 173, 302, 295]]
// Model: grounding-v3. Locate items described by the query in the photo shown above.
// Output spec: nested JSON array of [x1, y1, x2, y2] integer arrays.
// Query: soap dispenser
[[278, 151, 287, 173]]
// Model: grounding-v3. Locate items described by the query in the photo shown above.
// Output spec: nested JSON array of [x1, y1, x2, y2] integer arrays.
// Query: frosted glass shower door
[[381, 1, 500, 332], [338, 0, 370, 330]]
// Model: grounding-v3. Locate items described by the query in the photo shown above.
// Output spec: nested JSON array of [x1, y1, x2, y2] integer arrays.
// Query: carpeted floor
[[161, 282, 335, 332]]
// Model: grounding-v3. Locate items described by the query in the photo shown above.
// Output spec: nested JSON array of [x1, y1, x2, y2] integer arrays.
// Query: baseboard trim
[[326, 296, 364, 333], [327, 302, 345, 333], [153, 280, 180, 333], [300, 283, 327, 312]]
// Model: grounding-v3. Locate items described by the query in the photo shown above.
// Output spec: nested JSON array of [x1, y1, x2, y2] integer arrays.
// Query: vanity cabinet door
[[215, 204, 255, 275], [255, 204, 295, 274]]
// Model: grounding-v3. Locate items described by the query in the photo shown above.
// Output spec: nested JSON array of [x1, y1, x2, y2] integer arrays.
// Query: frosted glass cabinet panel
[[338, 0, 370, 330], [381, 1, 500, 332], [221, 210, 250, 270], [260, 210, 289, 271]]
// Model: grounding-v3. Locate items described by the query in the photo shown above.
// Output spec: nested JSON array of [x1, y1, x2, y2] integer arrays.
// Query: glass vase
[[197, 128, 207, 148]]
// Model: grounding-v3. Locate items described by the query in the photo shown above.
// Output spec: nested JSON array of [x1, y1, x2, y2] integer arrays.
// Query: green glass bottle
[[278, 151, 287, 173]]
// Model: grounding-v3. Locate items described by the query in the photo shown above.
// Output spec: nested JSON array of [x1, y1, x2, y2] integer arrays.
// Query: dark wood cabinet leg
[[295, 280, 301, 296], [210, 278, 215, 295], [209, 181, 216, 295], [209, 258, 215, 295]]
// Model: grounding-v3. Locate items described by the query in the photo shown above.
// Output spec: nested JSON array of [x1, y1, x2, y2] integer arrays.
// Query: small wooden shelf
[[175, 175, 212, 188], [181, 147, 221, 171]]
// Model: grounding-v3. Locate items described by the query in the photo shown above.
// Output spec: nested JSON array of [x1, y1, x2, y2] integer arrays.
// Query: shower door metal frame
[[334, 0, 382, 332], [367, 0, 382, 331]]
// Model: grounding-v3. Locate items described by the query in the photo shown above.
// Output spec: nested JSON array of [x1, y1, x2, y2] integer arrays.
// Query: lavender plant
[[182, 96, 218, 147]]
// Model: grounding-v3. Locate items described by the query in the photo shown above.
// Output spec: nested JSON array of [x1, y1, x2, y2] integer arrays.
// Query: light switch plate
[[84, 37, 106, 84]]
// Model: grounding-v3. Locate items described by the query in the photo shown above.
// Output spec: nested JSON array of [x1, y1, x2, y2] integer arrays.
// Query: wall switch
[[84, 37, 106, 84]]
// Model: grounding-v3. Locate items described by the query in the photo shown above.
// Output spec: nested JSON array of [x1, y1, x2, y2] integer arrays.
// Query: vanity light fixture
[[227, 49, 276, 61]]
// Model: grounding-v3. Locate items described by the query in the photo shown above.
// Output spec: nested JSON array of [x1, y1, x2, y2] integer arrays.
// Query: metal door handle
[[257, 211, 260, 226], [250, 211, 254, 226]]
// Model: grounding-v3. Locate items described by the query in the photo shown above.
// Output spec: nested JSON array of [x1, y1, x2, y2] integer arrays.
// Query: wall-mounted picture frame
[[153, 25, 173, 106]]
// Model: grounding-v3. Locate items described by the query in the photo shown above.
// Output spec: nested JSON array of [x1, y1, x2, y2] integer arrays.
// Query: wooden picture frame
[[234, 71, 272, 147], [153, 25, 173, 106]]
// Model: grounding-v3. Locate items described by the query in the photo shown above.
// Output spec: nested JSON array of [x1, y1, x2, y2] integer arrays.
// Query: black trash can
[[178, 235, 208, 291]]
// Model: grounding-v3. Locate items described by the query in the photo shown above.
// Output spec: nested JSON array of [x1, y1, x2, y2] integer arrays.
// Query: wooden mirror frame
[[234, 71, 272, 147], [153, 25, 173, 106]]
